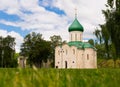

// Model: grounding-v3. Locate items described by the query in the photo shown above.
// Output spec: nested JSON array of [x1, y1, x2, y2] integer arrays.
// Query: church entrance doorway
[[65, 61, 67, 68]]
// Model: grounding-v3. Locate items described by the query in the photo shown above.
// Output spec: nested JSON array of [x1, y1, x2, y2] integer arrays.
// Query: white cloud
[[0, 29, 8, 37], [0, 29, 23, 53], [0, 0, 107, 51], [0, 0, 21, 15], [52, 0, 106, 38]]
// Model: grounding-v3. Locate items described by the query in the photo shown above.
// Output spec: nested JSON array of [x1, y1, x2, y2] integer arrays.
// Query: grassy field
[[0, 68, 120, 87]]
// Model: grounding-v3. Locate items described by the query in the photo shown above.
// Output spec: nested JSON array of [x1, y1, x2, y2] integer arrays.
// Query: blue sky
[[0, 0, 106, 52]]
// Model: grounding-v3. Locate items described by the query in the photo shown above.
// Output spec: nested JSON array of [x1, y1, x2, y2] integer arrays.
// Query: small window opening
[[58, 51, 60, 55], [87, 54, 89, 60], [65, 61, 67, 68], [73, 49, 75, 54]]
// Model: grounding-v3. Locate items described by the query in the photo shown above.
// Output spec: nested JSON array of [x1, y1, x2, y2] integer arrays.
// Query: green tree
[[88, 39, 94, 46], [0, 36, 16, 67], [100, 24, 110, 58], [95, 43, 106, 59], [20, 32, 52, 68], [102, 0, 120, 67], [93, 29, 102, 44], [50, 35, 62, 48]]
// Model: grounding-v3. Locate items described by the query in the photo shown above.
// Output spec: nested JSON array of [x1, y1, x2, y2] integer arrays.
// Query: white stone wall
[[55, 46, 62, 68], [55, 45, 97, 69], [55, 44, 77, 68], [77, 50, 84, 68], [69, 31, 83, 42], [18, 56, 27, 68]]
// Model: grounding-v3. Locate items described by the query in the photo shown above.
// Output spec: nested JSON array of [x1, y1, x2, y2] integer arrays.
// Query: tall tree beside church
[[20, 32, 52, 68], [100, 24, 110, 58], [100, 0, 120, 67], [105, 1, 120, 53], [93, 29, 102, 44], [50, 35, 62, 47]]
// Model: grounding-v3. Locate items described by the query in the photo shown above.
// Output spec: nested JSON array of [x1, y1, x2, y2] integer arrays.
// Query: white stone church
[[55, 16, 97, 69]]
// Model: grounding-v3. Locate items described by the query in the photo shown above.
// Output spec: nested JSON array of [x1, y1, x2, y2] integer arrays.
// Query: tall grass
[[0, 68, 120, 87]]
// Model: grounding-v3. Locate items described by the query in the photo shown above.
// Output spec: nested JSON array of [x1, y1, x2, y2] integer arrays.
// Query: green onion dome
[[68, 18, 84, 32]]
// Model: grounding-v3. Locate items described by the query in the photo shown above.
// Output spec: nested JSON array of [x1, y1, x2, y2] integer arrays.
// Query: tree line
[[20, 32, 64, 68], [0, 33, 63, 68]]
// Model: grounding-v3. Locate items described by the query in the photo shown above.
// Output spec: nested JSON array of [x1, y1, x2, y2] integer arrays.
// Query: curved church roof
[[68, 41, 96, 50], [68, 18, 84, 32]]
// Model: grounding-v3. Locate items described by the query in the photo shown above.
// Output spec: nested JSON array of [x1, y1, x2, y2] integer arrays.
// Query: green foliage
[[20, 32, 52, 68], [88, 39, 94, 46], [103, 0, 120, 57], [93, 29, 102, 44], [95, 44, 106, 59], [15, 53, 19, 59], [0, 69, 120, 87], [50, 35, 62, 48], [0, 36, 17, 67], [94, 0, 120, 67]]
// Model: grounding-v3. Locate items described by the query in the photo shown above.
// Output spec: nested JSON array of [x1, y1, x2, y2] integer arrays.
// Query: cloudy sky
[[0, 0, 107, 52]]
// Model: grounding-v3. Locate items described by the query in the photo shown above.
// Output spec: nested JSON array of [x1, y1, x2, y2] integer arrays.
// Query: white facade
[[55, 17, 97, 69], [69, 31, 83, 42], [55, 44, 97, 68]]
